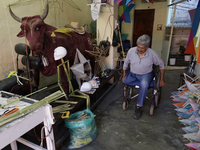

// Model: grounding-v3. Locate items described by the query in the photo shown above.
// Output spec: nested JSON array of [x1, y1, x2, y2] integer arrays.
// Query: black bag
[[112, 27, 119, 47]]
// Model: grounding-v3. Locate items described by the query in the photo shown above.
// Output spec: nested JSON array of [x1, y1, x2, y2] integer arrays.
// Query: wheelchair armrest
[[153, 65, 160, 76]]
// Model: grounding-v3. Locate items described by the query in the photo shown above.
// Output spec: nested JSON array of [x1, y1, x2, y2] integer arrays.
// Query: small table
[[0, 91, 55, 150]]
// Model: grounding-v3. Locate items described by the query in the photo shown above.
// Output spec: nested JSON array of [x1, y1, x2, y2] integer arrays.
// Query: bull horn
[[8, 5, 22, 23], [40, 0, 49, 20]]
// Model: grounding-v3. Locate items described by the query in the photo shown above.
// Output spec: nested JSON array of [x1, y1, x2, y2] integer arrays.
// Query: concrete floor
[[61, 69, 189, 150], [2, 69, 190, 150]]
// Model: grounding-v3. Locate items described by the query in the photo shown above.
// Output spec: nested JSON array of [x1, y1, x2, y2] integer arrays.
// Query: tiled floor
[[60, 69, 189, 150], [3, 69, 189, 150]]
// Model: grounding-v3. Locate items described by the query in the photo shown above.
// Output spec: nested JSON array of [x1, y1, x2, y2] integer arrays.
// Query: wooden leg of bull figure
[[57, 66, 68, 100], [57, 60, 91, 109], [69, 89, 90, 109], [58, 59, 74, 94]]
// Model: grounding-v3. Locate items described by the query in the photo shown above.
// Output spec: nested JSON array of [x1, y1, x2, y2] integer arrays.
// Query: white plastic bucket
[[184, 55, 191, 61], [169, 58, 176, 65]]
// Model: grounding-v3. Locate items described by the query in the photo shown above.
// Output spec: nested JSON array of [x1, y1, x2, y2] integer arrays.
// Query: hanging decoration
[[114, 0, 135, 5], [70, 49, 92, 88], [91, 3, 101, 21], [185, 0, 200, 63], [118, 0, 135, 23], [117, 0, 122, 4], [170, 73, 200, 150], [125, 0, 132, 5]]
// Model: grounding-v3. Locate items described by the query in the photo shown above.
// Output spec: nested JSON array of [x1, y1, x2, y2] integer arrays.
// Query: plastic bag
[[65, 109, 98, 149]]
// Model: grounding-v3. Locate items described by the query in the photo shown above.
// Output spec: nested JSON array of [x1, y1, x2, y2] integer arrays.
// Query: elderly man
[[122, 34, 165, 120]]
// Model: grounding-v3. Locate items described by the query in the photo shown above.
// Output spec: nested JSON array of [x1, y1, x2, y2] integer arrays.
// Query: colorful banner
[[185, 0, 200, 63], [118, 0, 135, 23]]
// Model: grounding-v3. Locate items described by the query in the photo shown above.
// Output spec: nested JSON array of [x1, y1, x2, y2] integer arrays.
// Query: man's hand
[[122, 70, 126, 82], [159, 69, 165, 87], [122, 76, 125, 82], [160, 79, 165, 87]]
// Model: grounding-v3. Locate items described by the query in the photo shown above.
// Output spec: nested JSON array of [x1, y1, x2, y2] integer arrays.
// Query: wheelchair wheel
[[128, 87, 132, 101], [155, 92, 159, 107], [155, 87, 162, 107], [122, 86, 131, 110], [150, 105, 154, 116], [122, 101, 129, 110]]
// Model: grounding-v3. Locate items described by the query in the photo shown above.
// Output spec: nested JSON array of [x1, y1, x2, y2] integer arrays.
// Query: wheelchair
[[122, 65, 162, 115]]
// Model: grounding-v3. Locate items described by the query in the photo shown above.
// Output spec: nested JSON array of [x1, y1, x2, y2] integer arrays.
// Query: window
[[166, 0, 198, 27]]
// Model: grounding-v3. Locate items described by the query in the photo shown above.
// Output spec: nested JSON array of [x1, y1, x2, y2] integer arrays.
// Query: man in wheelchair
[[122, 34, 165, 120]]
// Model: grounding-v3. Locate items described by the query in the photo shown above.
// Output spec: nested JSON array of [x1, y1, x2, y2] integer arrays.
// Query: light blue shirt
[[123, 47, 165, 75]]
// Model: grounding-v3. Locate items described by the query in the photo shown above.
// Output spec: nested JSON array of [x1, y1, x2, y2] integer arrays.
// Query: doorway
[[132, 9, 155, 47]]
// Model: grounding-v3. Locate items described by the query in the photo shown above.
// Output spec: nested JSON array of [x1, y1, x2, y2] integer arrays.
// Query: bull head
[[9, 0, 49, 51]]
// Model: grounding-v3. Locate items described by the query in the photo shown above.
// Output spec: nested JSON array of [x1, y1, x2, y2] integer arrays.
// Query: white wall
[[0, 0, 92, 83], [97, 0, 118, 70]]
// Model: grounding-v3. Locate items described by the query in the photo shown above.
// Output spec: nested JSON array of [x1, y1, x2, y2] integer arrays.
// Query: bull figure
[[9, 1, 94, 92]]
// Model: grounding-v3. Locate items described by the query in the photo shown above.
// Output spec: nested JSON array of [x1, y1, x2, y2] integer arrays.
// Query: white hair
[[136, 34, 151, 47]]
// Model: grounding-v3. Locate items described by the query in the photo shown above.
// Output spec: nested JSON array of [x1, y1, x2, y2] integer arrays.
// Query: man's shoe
[[134, 106, 142, 120]]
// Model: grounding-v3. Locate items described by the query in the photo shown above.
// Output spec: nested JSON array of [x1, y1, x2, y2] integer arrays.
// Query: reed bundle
[[52, 103, 74, 113], [54, 100, 78, 104], [0, 87, 47, 109], [66, 111, 91, 122], [0, 91, 65, 127], [69, 89, 90, 109]]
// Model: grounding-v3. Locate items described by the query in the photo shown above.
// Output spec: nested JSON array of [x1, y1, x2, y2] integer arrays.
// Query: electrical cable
[[24, 17, 33, 96], [34, 125, 53, 141], [39, 125, 54, 149], [102, 3, 119, 40], [102, 14, 119, 41], [40, 126, 45, 148]]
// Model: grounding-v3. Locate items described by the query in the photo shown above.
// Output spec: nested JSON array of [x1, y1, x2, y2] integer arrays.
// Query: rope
[[54, 27, 73, 34], [51, 27, 73, 38]]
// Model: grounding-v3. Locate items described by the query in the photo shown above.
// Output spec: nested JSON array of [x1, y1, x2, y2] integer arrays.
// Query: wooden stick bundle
[[0, 91, 65, 127]]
